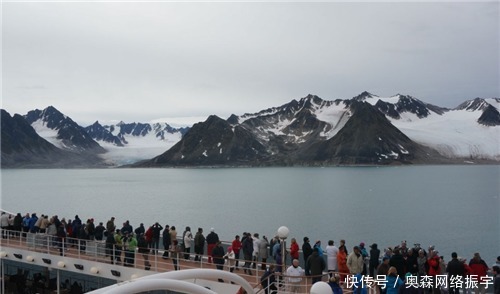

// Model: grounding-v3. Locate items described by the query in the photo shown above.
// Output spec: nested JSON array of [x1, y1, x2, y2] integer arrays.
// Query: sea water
[[1, 166, 498, 264]]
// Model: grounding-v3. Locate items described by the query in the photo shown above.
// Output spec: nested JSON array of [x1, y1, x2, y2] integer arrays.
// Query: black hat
[[370, 243, 378, 249]]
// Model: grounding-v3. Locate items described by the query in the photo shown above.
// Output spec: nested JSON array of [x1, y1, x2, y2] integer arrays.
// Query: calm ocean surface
[[1, 166, 498, 264]]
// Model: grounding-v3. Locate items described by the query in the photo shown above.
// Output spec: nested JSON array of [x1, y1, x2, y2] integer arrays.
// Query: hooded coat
[[307, 250, 326, 276]]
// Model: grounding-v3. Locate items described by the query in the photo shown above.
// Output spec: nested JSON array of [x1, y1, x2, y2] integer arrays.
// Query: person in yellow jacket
[[114, 230, 123, 265], [124, 232, 137, 267]]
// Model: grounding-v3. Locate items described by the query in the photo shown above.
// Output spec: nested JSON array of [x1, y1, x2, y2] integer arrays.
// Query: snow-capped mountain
[[298, 101, 443, 164], [2, 92, 498, 167], [146, 115, 269, 166], [84, 121, 124, 147], [363, 96, 500, 159], [11, 106, 190, 166], [84, 121, 189, 165], [1, 109, 105, 168], [24, 106, 106, 154], [455, 97, 500, 126], [229, 94, 347, 149], [139, 92, 499, 166]]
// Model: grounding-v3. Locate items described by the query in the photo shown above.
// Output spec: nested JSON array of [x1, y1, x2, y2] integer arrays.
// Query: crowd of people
[[264, 240, 499, 294], [1, 212, 499, 294]]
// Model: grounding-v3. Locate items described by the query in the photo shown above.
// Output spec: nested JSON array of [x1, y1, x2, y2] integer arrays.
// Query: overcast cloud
[[2, 1, 499, 126]]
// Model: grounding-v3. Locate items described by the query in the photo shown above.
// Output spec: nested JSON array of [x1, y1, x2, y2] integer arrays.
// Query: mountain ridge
[[2, 92, 499, 167], [1, 109, 106, 168]]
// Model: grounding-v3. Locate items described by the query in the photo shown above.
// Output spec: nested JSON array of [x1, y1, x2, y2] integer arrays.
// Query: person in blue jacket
[[313, 240, 324, 257], [385, 266, 404, 294], [328, 274, 343, 294], [352, 273, 367, 294]]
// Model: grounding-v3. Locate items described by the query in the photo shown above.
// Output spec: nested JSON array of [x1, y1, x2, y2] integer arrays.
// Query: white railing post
[[154, 249, 158, 271]]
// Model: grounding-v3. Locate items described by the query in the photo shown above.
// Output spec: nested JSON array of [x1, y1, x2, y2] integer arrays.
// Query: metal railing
[[0, 229, 355, 293]]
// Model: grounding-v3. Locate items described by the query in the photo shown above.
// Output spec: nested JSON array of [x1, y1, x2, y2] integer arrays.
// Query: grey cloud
[[2, 1, 498, 123], [16, 85, 47, 90]]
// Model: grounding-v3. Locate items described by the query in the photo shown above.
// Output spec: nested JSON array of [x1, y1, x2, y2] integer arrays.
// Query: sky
[[2, 1, 499, 126]]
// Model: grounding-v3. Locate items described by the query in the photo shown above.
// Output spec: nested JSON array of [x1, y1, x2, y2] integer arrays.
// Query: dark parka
[[306, 250, 326, 276], [242, 236, 254, 260]]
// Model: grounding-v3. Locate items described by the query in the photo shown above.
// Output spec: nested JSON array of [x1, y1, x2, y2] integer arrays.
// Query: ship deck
[[0, 231, 341, 293]]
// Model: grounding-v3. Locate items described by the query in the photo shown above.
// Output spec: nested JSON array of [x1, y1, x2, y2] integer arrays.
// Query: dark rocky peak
[[425, 103, 448, 115], [297, 94, 331, 110], [393, 94, 431, 118], [181, 115, 233, 140], [391, 94, 447, 116], [152, 122, 170, 133], [240, 107, 278, 119], [178, 126, 190, 136], [334, 99, 348, 106], [151, 122, 189, 138], [237, 97, 303, 123], [282, 107, 328, 139], [84, 121, 124, 146], [282, 99, 301, 113], [477, 105, 500, 126], [1, 109, 56, 165], [187, 115, 236, 139], [141, 114, 269, 166], [272, 94, 330, 118], [227, 114, 239, 125], [349, 100, 395, 125], [238, 95, 333, 145], [456, 98, 490, 111], [86, 121, 103, 131], [236, 94, 327, 125], [119, 122, 152, 136], [24, 106, 105, 153], [202, 115, 228, 126], [90, 121, 101, 127], [2, 109, 58, 154], [301, 101, 433, 164], [2, 109, 106, 167], [352, 91, 378, 101], [25, 106, 73, 129], [375, 100, 400, 119], [300, 94, 321, 103], [86, 120, 189, 146]]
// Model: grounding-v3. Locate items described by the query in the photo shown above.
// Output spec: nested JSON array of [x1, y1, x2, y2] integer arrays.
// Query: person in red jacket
[[427, 249, 441, 294], [462, 257, 473, 294], [469, 252, 489, 294], [290, 238, 300, 263], [145, 226, 153, 248], [428, 250, 441, 275], [232, 235, 242, 269]]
